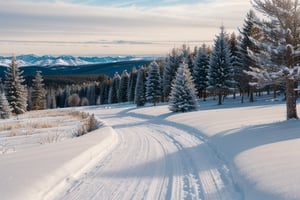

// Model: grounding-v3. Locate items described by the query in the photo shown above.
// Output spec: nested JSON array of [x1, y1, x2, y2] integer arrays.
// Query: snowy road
[[54, 106, 241, 200]]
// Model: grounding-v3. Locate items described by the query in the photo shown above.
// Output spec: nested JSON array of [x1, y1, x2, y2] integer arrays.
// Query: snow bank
[[234, 120, 300, 200], [128, 101, 300, 199], [0, 124, 118, 200]]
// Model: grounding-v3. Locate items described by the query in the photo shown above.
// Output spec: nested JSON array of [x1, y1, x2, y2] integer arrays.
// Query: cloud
[[0, 0, 251, 55]]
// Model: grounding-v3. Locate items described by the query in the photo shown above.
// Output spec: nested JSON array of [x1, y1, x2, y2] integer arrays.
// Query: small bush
[[68, 93, 80, 107], [72, 112, 99, 137], [81, 97, 89, 106], [87, 114, 98, 132]]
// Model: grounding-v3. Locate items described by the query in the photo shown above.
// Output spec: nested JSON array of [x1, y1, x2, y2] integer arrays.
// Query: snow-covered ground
[[1, 96, 300, 199]]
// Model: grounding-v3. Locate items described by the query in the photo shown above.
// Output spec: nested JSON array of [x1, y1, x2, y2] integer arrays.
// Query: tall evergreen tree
[[163, 48, 182, 100], [239, 10, 262, 103], [146, 61, 161, 106], [246, 0, 300, 119], [193, 44, 210, 100], [100, 78, 111, 105], [0, 92, 11, 119], [128, 68, 138, 102], [182, 44, 195, 74], [228, 32, 242, 98], [4, 56, 27, 114], [108, 72, 121, 104], [31, 71, 46, 110], [86, 82, 96, 105], [208, 26, 235, 105], [64, 85, 71, 107], [118, 70, 129, 103], [46, 87, 56, 109], [134, 67, 146, 107], [169, 63, 198, 112]]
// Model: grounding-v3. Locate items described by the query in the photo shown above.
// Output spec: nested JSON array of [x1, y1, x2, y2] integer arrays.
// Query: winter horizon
[[0, 0, 251, 56]]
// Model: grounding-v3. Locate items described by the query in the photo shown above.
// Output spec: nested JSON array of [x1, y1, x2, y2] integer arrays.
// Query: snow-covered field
[[1, 96, 300, 200]]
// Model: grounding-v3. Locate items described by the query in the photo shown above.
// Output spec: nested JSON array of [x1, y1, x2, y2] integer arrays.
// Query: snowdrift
[[0, 124, 118, 200]]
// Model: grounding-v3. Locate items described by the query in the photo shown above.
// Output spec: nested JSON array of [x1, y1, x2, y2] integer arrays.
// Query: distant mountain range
[[0, 55, 157, 77], [0, 54, 157, 67]]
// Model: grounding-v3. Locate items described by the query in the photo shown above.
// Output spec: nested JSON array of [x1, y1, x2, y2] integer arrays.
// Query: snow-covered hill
[[0, 54, 156, 67], [1, 96, 300, 200]]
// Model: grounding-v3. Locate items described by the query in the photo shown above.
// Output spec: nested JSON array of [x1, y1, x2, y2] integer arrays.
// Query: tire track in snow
[[53, 107, 241, 200], [150, 124, 204, 200]]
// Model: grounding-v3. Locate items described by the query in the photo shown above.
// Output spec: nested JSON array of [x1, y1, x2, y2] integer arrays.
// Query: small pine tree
[[146, 61, 161, 106], [31, 71, 46, 110], [4, 56, 27, 114], [134, 67, 146, 106], [0, 92, 11, 119], [169, 63, 198, 112]]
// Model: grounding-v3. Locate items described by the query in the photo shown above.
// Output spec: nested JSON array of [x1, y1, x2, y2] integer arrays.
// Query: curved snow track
[[53, 106, 241, 200]]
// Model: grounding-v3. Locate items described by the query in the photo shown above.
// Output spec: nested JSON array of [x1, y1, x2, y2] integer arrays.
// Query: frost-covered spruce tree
[[128, 68, 138, 102], [169, 63, 198, 112], [134, 67, 146, 107], [118, 70, 129, 103], [163, 48, 182, 100], [31, 70, 46, 110], [146, 61, 161, 106], [4, 56, 27, 114], [228, 32, 242, 99], [246, 0, 300, 119], [208, 26, 235, 105], [182, 44, 194, 73], [100, 78, 111, 105], [0, 92, 11, 119], [108, 72, 120, 104], [193, 44, 210, 100], [239, 10, 262, 103], [86, 82, 96, 105]]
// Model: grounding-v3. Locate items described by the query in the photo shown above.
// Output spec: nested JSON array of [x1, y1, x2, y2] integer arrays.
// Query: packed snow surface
[[1, 97, 300, 200]]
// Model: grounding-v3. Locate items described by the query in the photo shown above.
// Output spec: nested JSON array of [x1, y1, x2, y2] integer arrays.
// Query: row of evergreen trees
[[0, 56, 47, 119]]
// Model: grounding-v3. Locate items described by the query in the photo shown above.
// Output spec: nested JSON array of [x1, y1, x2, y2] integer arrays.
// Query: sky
[[0, 0, 252, 56]]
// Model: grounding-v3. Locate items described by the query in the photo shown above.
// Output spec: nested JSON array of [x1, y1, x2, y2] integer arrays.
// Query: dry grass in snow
[[0, 109, 99, 154]]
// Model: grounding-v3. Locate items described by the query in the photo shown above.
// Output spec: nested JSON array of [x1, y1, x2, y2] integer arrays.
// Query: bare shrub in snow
[[80, 97, 89, 106], [39, 132, 61, 144], [71, 112, 99, 137], [68, 93, 80, 107]]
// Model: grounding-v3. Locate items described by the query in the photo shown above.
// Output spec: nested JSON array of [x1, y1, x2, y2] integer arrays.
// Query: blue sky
[[0, 0, 251, 56]]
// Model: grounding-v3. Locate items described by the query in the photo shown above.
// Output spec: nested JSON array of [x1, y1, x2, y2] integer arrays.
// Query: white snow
[[1, 96, 300, 199]]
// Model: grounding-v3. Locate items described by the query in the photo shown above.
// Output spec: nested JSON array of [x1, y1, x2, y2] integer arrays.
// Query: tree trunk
[[203, 90, 207, 101], [286, 79, 298, 119], [218, 92, 222, 105], [273, 84, 277, 99], [249, 86, 254, 103], [241, 89, 244, 104]]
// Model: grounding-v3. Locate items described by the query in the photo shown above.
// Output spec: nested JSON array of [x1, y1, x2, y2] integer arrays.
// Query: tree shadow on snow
[[211, 119, 300, 160]]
